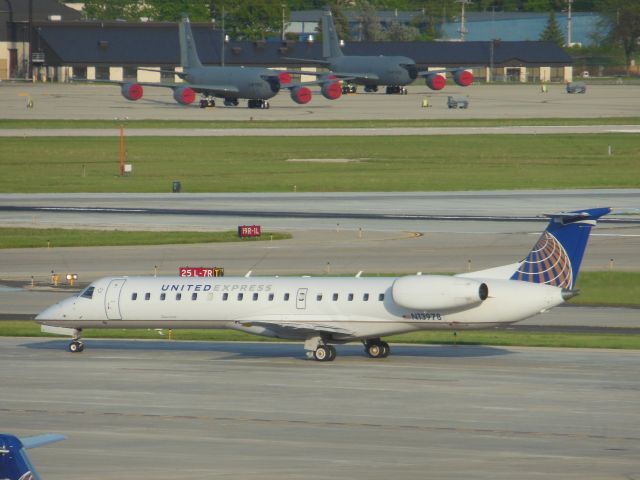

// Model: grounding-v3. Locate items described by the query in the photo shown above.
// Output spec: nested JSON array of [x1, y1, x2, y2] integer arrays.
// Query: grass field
[[2, 118, 640, 129], [1, 321, 638, 349], [0, 228, 291, 249], [2, 134, 640, 192]]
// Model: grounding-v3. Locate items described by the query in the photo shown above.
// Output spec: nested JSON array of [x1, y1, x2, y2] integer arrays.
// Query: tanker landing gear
[[342, 83, 357, 94], [224, 98, 239, 107], [248, 99, 270, 109], [364, 85, 379, 93], [304, 336, 336, 362], [68, 328, 84, 353], [199, 97, 215, 108], [364, 339, 390, 359], [386, 85, 408, 95]]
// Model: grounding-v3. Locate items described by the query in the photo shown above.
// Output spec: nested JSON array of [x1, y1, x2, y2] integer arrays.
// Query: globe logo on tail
[[513, 231, 573, 289]]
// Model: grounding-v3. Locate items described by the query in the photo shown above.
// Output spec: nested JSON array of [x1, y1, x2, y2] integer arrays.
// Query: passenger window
[[192, 293, 197, 301], [223, 293, 228, 301], [316, 293, 323, 301], [145, 293, 151, 301], [284, 293, 290, 301], [160, 293, 166, 301], [378, 293, 385, 301], [363, 293, 369, 301], [80, 286, 94, 299], [131, 293, 138, 301], [333, 293, 338, 301], [176, 293, 182, 300], [253, 293, 258, 301], [348, 293, 354, 301], [268, 293, 274, 301], [237, 293, 243, 301]]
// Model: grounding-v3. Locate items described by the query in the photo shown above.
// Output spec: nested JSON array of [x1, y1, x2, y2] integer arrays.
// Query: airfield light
[[66, 273, 78, 286]]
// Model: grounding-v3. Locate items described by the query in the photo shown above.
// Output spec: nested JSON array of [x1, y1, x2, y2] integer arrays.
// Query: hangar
[[1, 6, 573, 83]]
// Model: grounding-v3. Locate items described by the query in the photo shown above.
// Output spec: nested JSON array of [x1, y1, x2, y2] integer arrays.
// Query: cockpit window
[[80, 286, 95, 299]]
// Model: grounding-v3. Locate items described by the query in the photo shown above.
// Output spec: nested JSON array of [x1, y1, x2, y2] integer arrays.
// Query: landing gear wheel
[[366, 342, 383, 358], [199, 99, 207, 108], [327, 345, 336, 361], [69, 340, 84, 353], [381, 342, 390, 358], [314, 345, 330, 361]]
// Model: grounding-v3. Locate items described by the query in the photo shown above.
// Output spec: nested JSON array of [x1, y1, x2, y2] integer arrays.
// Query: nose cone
[[35, 298, 73, 323]]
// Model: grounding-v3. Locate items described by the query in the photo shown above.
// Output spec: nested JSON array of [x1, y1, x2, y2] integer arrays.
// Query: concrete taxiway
[[1, 82, 640, 121], [2, 337, 638, 480]]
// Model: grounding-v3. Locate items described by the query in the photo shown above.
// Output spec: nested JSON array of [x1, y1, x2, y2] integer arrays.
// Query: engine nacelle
[[290, 86, 312, 104], [321, 81, 342, 100], [278, 72, 292, 86], [453, 69, 474, 87], [392, 275, 488, 311], [425, 73, 446, 91], [120, 82, 143, 101], [172, 86, 196, 105]]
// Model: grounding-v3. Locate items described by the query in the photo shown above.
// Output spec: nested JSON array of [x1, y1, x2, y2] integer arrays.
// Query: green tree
[[598, 0, 640, 71], [385, 20, 420, 40], [539, 10, 565, 46], [82, 0, 141, 20], [222, 1, 284, 40], [357, 0, 384, 40], [145, 0, 211, 21]]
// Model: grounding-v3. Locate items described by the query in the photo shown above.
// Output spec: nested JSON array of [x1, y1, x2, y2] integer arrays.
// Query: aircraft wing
[[236, 320, 356, 338], [72, 78, 240, 95], [21, 434, 66, 450], [281, 57, 331, 66]]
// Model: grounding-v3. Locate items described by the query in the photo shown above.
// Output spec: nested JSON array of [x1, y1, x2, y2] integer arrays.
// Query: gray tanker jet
[[289, 9, 474, 95], [91, 16, 342, 109]]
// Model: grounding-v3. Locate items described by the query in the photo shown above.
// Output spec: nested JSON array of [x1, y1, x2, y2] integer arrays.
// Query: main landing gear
[[224, 98, 239, 107], [364, 338, 390, 359], [342, 83, 357, 94], [304, 336, 336, 362], [199, 97, 215, 108], [386, 85, 408, 95], [248, 99, 270, 109], [68, 328, 84, 353], [364, 85, 379, 93]]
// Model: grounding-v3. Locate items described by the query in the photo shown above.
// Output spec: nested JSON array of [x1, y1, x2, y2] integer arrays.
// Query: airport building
[[1, 4, 573, 83]]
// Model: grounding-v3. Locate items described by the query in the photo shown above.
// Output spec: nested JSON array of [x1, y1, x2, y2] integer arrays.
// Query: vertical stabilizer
[[510, 208, 611, 289], [179, 15, 203, 69], [322, 8, 343, 59]]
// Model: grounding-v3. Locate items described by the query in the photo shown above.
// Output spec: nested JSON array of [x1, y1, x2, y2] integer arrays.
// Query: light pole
[[456, 0, 471, 41]]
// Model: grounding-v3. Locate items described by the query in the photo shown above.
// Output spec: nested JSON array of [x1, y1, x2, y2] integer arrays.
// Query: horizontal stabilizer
[[21, 434, 66, 450]]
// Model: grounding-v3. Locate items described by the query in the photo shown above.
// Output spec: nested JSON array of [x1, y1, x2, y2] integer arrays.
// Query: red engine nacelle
[[278, 72, 292, 86], [425, 74, 446, 91], [321, 81, 342, 100], [120, 82, 143, 101], [290, 86, 312, 104], [453, 69, 474, 87], [172, 86, 196, 105]]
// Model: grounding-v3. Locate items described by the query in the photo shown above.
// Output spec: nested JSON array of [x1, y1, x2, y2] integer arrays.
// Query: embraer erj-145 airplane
[[37, 208, 609, 362], [101, 16, 341, 109], [288, 9, 474, 95]]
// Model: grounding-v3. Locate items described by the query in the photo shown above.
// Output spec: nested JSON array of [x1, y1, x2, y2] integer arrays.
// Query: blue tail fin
[[510, 208, 611, 289], [0, 433, 65, 480]]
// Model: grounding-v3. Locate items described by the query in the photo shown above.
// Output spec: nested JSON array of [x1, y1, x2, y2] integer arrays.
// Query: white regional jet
[[37, 208, 610, 361]]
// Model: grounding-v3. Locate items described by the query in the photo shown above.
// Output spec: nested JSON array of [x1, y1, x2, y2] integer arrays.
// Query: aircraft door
[[296, 288, 308, 310], [104, 278, 126, 320]]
